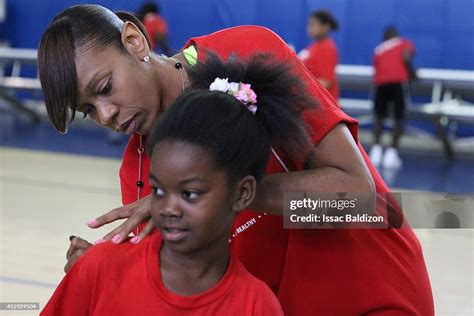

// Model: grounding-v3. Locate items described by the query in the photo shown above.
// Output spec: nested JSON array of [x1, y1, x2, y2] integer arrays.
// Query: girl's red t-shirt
[[119, 26, 433, 315], [41, 233, 283, 315]]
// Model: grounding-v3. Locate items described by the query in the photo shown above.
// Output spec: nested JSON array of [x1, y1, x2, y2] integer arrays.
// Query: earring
[[142, 55, 150, 63]]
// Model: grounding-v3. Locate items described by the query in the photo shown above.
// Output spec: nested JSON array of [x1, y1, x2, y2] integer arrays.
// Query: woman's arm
[[250, 123, 375, 215]]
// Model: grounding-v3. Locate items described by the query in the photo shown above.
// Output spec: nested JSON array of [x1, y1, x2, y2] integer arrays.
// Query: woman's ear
[[121, 21, 150, 61], [232, 176, 257, 213]]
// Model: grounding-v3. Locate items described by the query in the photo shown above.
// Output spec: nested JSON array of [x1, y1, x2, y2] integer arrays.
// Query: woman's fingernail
[[111, 234, 121, 244], [87, 219, 97, 226], [95, 239, 106, 245], [130, 236, 140, 244]]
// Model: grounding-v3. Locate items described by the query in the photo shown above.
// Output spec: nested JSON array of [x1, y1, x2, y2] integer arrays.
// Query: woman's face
[[149, 141, 238, 254], [74, 45, 162, 135]]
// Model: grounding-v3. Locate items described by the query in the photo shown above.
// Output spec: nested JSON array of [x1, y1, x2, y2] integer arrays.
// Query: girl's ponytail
[[148, 52, 318, 183], [186, 52, 317, 162]]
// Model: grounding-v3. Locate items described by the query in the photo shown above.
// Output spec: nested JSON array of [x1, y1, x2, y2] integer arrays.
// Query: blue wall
[[0, 0, 473, 70]]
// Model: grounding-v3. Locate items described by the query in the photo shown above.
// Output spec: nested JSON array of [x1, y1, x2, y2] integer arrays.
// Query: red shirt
[[119, 26, 433, 315], [299, 37, 339, 101], [143, 13, 168, 51], [41, 232, 283, 315], [373, 37, 415, 85]]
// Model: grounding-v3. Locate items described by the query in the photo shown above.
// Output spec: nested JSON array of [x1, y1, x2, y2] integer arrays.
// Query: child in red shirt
[[41, 232, 280, 315], [137, 2, 171, 55], [299, 10, 339, 101], [41, 53, 317, 315], [370, 26, 416, 169]]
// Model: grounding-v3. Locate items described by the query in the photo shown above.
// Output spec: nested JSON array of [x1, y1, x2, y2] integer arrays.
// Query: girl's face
[[74, 45, 161, 135], [307, 17, 329, 40], [149, 141, 245, 254]]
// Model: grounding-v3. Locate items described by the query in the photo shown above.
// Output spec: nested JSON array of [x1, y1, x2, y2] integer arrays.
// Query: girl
[[298, 10, 340, 101], [42, 54, 294, 315], [39, 4, 433, 315]]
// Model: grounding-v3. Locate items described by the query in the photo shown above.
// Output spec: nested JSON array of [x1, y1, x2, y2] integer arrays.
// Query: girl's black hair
[[38, 4, 151, 133], [148, 53, 317, 182], [383, 26, 399, 40], [137, 2, 160, 21], [311, 10, 338, 31]]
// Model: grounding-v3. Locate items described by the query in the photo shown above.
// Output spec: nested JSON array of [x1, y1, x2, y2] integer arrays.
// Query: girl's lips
[[160, 227, 190, 242]]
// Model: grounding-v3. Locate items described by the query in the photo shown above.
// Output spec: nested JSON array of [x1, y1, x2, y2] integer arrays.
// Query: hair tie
[[209, 78, 258, 114]]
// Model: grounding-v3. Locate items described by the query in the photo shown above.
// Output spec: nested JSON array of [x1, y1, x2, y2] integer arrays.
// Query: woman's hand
[[88, 195, 156, 244]]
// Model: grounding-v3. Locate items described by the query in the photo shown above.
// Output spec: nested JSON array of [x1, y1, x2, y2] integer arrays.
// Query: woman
[[298, 10, 339, 102], [38, 4, 433, 315]]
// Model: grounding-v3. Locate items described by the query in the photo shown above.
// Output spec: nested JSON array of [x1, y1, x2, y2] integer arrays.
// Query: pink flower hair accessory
[[209, 78, 258, 115]]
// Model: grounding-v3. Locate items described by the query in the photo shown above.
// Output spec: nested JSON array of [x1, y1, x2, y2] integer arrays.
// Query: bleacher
[[337, 65, 474, 158], [1, 47, 473, 157], [0, 47, 41, 121]]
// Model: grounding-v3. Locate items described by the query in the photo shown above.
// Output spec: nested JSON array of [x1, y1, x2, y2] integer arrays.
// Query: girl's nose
[[159, 196, 183, 218]]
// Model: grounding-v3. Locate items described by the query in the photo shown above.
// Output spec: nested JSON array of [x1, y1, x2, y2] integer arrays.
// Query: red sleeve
[[40, 254, 98, 315], [185, 26, 358, 148], [253, 285, 284, 316]]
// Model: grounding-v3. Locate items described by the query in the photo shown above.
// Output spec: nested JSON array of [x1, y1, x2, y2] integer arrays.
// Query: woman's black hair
[[137, 2, 160, 21], [311, 10, 338, 31], [38, 4, 151, 133], [147, 53, 317, 182]]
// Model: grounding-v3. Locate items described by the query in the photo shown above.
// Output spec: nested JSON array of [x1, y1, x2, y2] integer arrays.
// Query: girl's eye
[[82, 108, 93, 118], [182, 191, 200, 200], [152, 187, 165, 197], [100, 80, 112, 95]]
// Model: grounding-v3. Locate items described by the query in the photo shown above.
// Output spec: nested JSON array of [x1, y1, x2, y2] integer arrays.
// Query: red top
[[41, 232, 283, 315], [119, 26, 433, 315], [299, 37, 339, 101], [373, 37, 415, 85], [143, 13, 168, 51]]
